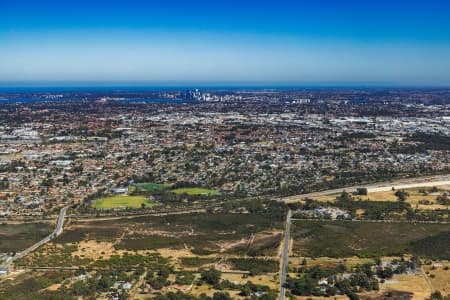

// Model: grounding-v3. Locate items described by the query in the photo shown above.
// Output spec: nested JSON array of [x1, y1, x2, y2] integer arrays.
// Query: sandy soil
[[380, 273, 433, 300], [217, 238, 249, 252], [72, 240, 116, 260], [190, 273, 278, 299], [158, 248, 195, 260], [43, 283, 61, 291], [288, 256, 375, 268], [368, 182, 450, 193], [423, 261, 450, 296], [295, 296, 348, 300], [315, 185, 450, 210]]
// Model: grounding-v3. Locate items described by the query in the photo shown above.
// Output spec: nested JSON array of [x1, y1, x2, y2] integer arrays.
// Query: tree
[[239, 285, 251, 296], [286, 276, 316, 296], [395, 190, 409, 202], [356, 188, 368, 195], [336, 191, 353, 203], [376, 267, 393, 279], [41, 177, 54, 187], [212, 292, 232, 300], [200, 268, 221, 286], [326, 286, 339, 296], [429, 291, 444, 300], [153, 292, 197, 300], [347, 292, 360, 300], [437, 194, 449, 205], [430, 186, 439, 193]]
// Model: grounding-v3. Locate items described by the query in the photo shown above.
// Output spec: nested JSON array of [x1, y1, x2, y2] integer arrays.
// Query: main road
[[0, 206, 69, 269], [279, 209, 292, 300], [279, 174, 450, 203]]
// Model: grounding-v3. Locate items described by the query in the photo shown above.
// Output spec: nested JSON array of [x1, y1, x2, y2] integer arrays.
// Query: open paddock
[[170, 187, 219, 195], [93, 195, 155, 209]]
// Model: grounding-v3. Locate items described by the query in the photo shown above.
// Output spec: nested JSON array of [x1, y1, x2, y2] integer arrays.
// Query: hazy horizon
[[1, 0, 450, 86], [1, 80, 450, 90]]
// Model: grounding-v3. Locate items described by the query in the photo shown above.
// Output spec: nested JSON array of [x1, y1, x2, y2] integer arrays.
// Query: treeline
[[391, 132, 450, 154], [286, 259, 416, 299], [334, 191, 412, 220], [410, 232, 450, 260], [227, 258, 278, 275], [277, 169, 443, 197], [291, 191, 450, 222], [0, 271, 76, 300], [335, 132, 377, 141], [408, 132, 450, 151], [286, 264, 379, 299]]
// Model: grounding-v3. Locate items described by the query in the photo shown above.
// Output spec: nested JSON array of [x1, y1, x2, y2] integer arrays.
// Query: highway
[[279, 209, 292, 300], [279, 174, 450, 203], [0, 206, 68, 269], [55, 206, 68, 236]]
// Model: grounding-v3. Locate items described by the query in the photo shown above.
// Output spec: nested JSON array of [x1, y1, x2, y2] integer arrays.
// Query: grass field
[[171, 187, 219, 195], [133, 183, 218, 196], [94, 195, 153, 209], [292, 221, 450, 258], [135, 182, 172, 191]]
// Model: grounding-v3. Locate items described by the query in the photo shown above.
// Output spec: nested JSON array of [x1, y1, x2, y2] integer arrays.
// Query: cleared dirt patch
[[72, 240, 115, 260], [315, 186, 450, 211]]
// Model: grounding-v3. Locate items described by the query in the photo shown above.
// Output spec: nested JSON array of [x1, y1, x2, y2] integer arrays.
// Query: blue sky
[[1, 0, 450, 86]]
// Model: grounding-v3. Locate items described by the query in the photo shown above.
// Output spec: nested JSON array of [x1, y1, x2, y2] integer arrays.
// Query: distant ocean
[[0, 84, 346, 94], [0, 97, 186, 104], [0, 86, 190, 103], [119, 98, 186, 104], [0, 98, 51, 103]]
